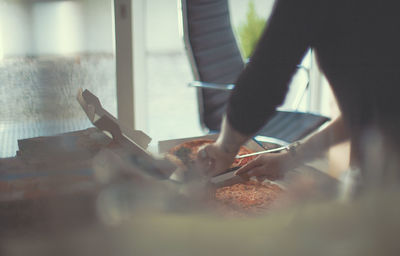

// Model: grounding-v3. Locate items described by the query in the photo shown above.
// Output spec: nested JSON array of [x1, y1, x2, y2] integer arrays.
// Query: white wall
[[0, 0, 114, 57], [82, 0, 114, 53], [0, 1, 32, 57], [32, 1, 85, 55], [145, 0, 183, 53]]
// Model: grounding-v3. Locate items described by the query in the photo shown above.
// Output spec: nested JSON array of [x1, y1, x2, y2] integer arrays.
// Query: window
[[0, 0, 116, 157]]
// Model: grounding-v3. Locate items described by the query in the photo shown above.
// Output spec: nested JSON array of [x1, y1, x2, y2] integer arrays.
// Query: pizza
[[165, 138, 285, 216], [214, 180, 284, 216], [166, 138, 257, 171]]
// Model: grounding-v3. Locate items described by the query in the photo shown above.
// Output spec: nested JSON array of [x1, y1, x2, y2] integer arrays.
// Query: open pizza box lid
[[77, 89, 181, 181], [76, 88, 152, 150]]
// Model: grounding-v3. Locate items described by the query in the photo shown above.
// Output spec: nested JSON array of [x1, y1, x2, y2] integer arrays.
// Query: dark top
[[226, 0, 400, 164]]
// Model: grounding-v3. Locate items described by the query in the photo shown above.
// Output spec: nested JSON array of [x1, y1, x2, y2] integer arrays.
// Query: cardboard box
[[77, 89, 341, 198], [158, 132, 340, 199]]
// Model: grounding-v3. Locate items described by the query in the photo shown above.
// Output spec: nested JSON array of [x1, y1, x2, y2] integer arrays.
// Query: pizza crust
[[167, 139, 256, 170]]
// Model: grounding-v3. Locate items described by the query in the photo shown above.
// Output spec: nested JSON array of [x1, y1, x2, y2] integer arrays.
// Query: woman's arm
[[235, 116, 349, 180], [292, 115, 348, 163], [197, 0, 329, 177]]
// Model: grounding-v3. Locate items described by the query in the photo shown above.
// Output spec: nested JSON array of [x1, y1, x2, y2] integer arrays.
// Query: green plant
[[236, 0, 267, 60]]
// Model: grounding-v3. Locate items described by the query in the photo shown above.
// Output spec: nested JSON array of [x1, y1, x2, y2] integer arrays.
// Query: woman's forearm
[[215, 116, 253, 156], [216, 114, 349, 172], [290, 116, 349, 165]]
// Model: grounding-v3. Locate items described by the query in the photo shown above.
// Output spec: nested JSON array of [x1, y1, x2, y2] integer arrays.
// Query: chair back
[[181, 0, 244, 131]]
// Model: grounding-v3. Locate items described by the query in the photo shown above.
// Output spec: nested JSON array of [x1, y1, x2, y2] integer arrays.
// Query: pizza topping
[[167, 139, 285, 216], [214, 180, 284, 215]]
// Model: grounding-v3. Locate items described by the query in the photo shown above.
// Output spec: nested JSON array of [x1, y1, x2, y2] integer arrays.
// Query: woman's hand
[[196, 116, 251, 177], [196, 142, 238, 177], [234, 151, 295, 182]]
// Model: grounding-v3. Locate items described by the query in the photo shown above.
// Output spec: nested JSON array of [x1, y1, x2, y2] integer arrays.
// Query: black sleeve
[[226, 0, 320, 135]]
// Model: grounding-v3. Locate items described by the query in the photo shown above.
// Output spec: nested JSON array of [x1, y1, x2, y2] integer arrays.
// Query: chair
[[180, 0, 330, 144]]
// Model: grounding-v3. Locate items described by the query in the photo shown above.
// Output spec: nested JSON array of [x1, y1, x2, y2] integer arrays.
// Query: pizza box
[[158, 133, 341, 200], [77, 89, 340, 199], [158, 134, 288, 187], [77, 89, 184, 182]]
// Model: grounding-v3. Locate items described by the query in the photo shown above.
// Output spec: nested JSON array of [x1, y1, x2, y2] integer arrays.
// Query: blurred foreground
[[1, 125, 400, 256], [1, 184, 399, 256]]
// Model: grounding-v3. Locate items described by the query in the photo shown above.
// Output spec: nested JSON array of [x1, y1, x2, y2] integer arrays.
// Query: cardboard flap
[[76, 88, 180, 180], [120, 128, 151, 150], [77, 88, 151, 149]]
